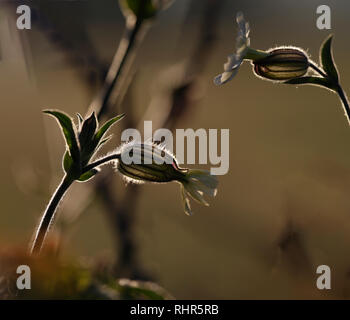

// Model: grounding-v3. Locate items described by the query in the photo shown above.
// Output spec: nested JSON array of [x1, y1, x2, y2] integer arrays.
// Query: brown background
[[1, 0, 350, 299]]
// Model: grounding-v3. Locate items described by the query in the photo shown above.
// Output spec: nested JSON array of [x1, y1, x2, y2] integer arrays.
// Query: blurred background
[[1, 0, 350, 299]]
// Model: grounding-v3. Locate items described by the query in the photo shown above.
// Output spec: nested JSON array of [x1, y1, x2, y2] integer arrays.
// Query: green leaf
[[76, 113, 84, 130], [78, 169, 99, 182], [95, 114, 125, 142], [79, 112, 97, 149], [117, 279, 174, 300], [96, 135, 112, 152], [284, 76, 337, 91], [44, 110, 80, 162], [320, 35, 339, 83], [79, 114, 123, 166], [63, 151, 73, 173]]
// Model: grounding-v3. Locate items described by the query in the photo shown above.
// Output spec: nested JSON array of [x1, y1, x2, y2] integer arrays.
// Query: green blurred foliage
[[0, 246, 173, 300]]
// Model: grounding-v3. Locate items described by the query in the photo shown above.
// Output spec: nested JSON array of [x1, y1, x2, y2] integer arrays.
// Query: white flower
[[115, 141, 218, 215], [181, 169, 218, 216], [214, 12, 250, 85]]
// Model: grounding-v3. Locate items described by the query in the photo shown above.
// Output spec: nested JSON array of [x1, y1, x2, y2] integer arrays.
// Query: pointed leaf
[[284, 76, 337, 91], [320, 35, 339, 83], [118, 279, 174, 300], [97, 135, 112, 149], [77, 113, 84, 130], [95, 114, 125, 142], [63, 151, 73, 173], [44, 110, 80, 162], [78, 168, 99, 182], [79, 112, 98, 148]]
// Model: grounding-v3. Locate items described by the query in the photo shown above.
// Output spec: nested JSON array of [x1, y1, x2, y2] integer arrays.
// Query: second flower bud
[[253, 48, 309, 81]]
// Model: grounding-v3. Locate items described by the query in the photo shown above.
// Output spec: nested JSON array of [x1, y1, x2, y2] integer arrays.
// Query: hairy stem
[[309, 62, 328, 78], [336, 85, 350, 125], [309, 62, 350, 124], [31, 15, 145, 255], [30, 175, 74, 255], [83, 153, 121, 172]]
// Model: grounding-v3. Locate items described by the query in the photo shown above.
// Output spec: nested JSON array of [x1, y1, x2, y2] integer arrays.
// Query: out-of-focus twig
[[141, 0, 224, 130], [81, 0, 225, 279], [112, 0, 225, 278], [88, 16, 150, 118], [5, 0, 109, 88], [276, 220, 312, 275], [14, 0, 223, 279]]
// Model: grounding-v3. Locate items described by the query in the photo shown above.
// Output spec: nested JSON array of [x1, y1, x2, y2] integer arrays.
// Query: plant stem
[[31, 13, 147, 256], [83, 153, 121, 173], [88, 16, 144, 118], [31, 15, 145, 255], [336, 85, 350, 125], [309, 62, 328, 78], [309, 62, 350, 125], [30, 175, 74, 255]]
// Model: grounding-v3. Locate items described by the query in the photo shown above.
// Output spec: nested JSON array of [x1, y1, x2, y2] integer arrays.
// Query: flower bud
[[116, 142, 218, 215], [253, 48, 309, 81], [119, 0, 173, 20], [117, 143, 185, 183], [79, 112, 98, 164]]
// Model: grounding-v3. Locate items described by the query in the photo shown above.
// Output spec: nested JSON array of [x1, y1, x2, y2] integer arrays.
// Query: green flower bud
[[116, 142, 218, 215], [79, 112, 98, 164], [117, 143, 184, 183], [119, 0, 173, 20], [253, 48, 309, 81]]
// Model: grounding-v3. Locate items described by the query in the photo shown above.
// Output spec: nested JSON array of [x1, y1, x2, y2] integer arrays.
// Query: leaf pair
[[285, 35, 340, 90], [44, 110, 124, 181]]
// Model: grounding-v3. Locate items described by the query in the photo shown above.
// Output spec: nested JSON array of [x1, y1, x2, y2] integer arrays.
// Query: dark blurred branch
[[276, 218, 312, 276], [5, 0, 109, 88], [96, 75, 150, 279], [89, 16, 149, 118], [89, 0, 225, 279], [96, 173, 148, 279], [142, 0, 224, 130], [14, 0, 223, 279], [112, 0, 225, 278]]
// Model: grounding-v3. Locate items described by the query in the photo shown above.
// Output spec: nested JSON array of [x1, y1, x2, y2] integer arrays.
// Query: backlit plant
[[215, 12, 350, 125], [31, 111, 217, 255]]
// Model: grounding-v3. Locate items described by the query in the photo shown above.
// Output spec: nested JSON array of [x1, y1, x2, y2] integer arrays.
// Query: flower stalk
[[308, 61, 350, 125], [115, 142, 218, 215], [30, 152, 124, 255], [31, 1, 175, 256], [336, 85, 350, 125], [30, 110, 124, 255], [30, 175, 74, 255], [83, 153, 121, 172], [215, 13, 350, 127]]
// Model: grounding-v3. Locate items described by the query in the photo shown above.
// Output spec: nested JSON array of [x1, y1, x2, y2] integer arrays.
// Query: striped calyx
[[116, 142, 218, 215], [117, 143, 186, 183], [253, 48, 309, 81]]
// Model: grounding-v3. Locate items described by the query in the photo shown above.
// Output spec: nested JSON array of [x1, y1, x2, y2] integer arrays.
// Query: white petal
[[235, 12, 250, 59], [183, 183, 209, 207], [213, 67, 240, 85], [245, 22, 250, 38], [181, 186, 193, 216], [236, 12, 246, 34], [223, 54, 239, 71], [214, 12, 250, 85]]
